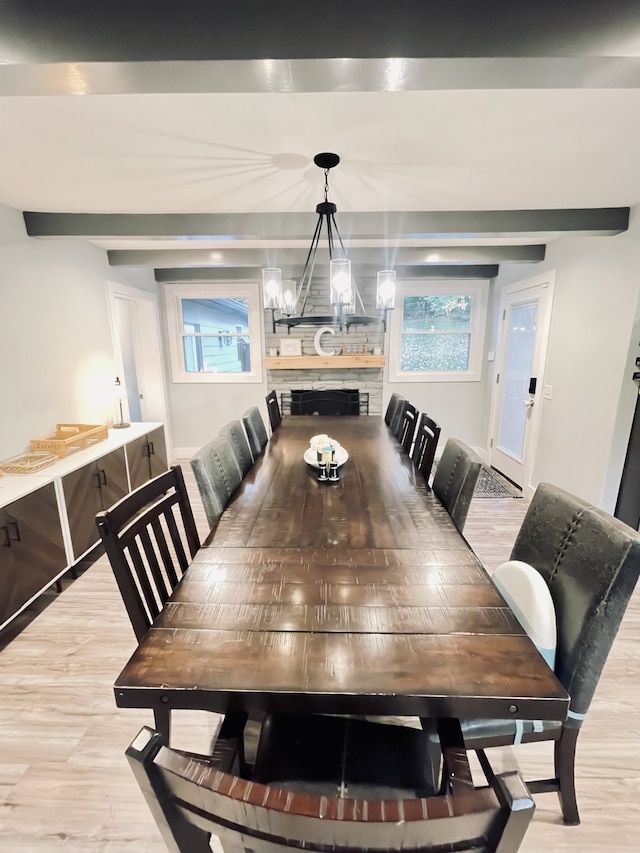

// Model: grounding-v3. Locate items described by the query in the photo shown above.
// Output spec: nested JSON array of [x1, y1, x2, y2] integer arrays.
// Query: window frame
[[164, 281, 264, 383], [387, 280, 489, 383]]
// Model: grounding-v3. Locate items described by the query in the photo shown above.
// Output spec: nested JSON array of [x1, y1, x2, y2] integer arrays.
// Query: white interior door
[[489, 274, 554, 491], [107, 282, 169, 440]]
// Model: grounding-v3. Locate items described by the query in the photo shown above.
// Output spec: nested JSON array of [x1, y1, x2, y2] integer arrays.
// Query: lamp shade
[[282, 280, 296, 315], [376, 269, 396, 309], [262, 268, 283, 310], [329, 258, 352, 308]]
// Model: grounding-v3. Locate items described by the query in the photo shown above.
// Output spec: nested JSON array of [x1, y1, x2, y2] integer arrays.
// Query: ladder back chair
[[190, 434, 243, 530], [127, 717, 535, 853], [95, 465, 200, 739], [423, 482, 640, 825], [411, 413, 441, 486], [242, 406, 269, 458], [432, 437, 482, 534], [398, 401, 419, 453], [219, 419, 254, 477], [389, 397, 407, 438], [384, 392, 404, 426], [265, 389, 282, 433]]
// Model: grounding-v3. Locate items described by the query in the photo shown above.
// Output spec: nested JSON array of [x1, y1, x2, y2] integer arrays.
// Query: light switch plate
[[543, 385, 553, 400]]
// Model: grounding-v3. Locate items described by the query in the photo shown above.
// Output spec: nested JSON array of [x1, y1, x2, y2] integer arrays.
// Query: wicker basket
[[0, 451, 58, 474], [30, 423, 108, 457]]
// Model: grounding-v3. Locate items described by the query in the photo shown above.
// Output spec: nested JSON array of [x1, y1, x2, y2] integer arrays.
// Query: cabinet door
[[63, 448, 128, 559], [127, 428, 168, 490], [146, 427, 168, 479], [63, 463, 104, 559], [126, 434, 152, 491], [98, 447, 128, 509], [0, 484, 66, 626]]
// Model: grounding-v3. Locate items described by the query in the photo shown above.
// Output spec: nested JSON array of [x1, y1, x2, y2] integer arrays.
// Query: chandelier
[[263, 153, 396, 333]]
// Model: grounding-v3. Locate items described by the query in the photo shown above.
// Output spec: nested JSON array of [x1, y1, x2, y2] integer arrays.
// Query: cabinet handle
[[1, 525, 10, 548], [146, 441, 155, 457], [8, 520, 21, 543], [95, 468, 108, 488]]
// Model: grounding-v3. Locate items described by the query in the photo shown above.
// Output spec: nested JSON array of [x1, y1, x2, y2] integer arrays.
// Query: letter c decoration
[[314, 326, 337, 356]]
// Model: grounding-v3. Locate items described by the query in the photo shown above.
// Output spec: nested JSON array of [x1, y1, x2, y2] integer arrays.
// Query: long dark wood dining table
[[114, 415, 569, 735]]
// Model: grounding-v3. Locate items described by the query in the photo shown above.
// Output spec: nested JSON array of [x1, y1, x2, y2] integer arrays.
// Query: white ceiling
[[1, 3, 640, 278]]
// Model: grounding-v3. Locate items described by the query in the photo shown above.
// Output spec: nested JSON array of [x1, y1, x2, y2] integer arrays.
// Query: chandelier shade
[[376, 269, 396, 310], [264, 153, 394, 333], [262, 267, 283, 310]]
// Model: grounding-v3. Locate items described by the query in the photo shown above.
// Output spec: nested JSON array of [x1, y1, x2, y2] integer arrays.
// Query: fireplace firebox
[[288, 389, 367, 416]]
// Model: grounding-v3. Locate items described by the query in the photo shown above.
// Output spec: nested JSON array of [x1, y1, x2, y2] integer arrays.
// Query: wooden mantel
[[265, 355, 385, 370]]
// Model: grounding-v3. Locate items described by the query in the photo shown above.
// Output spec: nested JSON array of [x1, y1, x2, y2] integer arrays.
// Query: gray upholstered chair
[[422, 482, 640, 825], [431, 438, 482, 534], [242, 405, 269, 458], [190, 434, 243, 529], [219, 419, 254, 477]]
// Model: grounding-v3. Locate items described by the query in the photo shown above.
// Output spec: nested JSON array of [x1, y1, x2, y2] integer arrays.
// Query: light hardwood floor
[[0, 468, 638, 852]]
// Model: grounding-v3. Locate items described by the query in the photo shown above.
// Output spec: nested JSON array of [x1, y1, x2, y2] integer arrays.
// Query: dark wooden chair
[[384, 392, 404, 427], [219, 419, 254, 477], [432, 437, 482, 533], [398, 402, 418, 453], [265, 390, 282, 433], [242, 406, 269, 458], [422, 482, 640, 825], [127, 716, 535, 853], [95, 465, 201, 739], [190, 434, 243, 531], [390, 397, 407, 437], [411, 413, 441, 486]]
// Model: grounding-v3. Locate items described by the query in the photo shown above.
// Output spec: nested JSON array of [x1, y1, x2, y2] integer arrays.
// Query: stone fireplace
[[264, 277, 385, 415]]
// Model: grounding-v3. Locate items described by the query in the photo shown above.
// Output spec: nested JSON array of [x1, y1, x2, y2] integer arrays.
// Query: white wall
[[492, 227, 640, 511], [3, 194, 640, 513], [0, 203, 156, 459]]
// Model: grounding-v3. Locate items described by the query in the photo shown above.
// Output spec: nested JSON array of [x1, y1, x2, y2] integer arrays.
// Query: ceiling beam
[[24, 209, 628, 241], [154, 265, 500, 282], [108, 245, 544, 268], [3, 1, 640, 64]]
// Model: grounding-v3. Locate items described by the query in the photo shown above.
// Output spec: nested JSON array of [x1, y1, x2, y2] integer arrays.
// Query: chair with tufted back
[[219, 419, 254, 477], [431, 438, 482, 534], [190, 434, 243, 530], [422, 481, 640, 825], [242, 406, 269, 459]]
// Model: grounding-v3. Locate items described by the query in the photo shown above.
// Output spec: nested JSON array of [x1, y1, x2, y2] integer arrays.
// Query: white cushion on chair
[[493, 560, 557, 669]]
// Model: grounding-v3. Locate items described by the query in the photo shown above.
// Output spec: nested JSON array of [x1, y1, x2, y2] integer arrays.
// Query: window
[[165, 282, 264, 383], [388, 281, 489, 382]]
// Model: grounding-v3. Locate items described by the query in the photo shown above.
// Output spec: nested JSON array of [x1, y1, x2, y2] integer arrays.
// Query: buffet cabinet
[[0, 422, 167, 631]]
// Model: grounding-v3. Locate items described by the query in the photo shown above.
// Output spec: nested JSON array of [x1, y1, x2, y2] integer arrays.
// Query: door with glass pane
[[489, 276, 553, 490]]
